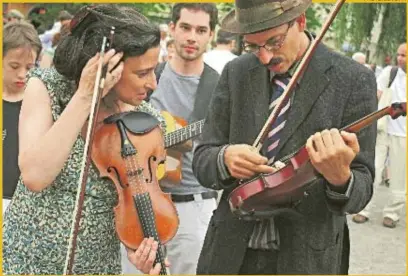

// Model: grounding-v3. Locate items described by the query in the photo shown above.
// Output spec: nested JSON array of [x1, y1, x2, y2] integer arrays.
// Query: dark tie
[[263, 76, 291, 164]]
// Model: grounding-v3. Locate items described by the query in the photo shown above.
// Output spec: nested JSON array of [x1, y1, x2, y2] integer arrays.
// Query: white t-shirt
[[203, 49, 237, 75], [377, 67, 406, 137]]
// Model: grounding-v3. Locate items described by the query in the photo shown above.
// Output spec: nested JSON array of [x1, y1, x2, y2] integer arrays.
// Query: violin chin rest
[[104, 111, 160, 134]]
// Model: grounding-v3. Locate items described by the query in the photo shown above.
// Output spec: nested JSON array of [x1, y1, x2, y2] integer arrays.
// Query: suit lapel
[[275, 44, 332, 154], [248, 62, 270, 142]]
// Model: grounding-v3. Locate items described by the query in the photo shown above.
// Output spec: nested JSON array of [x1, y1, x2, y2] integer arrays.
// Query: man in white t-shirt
[[353, 43, 406, 228], [204, 29, 237, 74]]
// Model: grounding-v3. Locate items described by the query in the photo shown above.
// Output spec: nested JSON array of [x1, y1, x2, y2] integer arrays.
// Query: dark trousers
[[238, 248, 278, 275]]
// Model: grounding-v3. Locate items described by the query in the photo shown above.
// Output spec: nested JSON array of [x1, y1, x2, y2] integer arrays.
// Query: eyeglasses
[[242, 21, 295, 54]]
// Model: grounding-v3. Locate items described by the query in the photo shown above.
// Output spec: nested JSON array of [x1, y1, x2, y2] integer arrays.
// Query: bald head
[[397, 43, 406, 72], [352, 52, 366, 65]]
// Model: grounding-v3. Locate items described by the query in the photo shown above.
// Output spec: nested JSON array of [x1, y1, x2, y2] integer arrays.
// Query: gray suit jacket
[[192, 43, 377, 274]]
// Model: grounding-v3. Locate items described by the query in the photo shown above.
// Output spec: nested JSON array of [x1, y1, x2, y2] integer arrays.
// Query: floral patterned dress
[[2, 67, 165, 275]]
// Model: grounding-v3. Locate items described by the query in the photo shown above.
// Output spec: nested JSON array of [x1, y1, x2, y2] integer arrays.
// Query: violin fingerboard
[[133, 193, 168, 275]]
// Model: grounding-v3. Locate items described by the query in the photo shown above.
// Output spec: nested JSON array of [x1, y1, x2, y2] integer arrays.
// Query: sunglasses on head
[[69, 5, 97, 33]]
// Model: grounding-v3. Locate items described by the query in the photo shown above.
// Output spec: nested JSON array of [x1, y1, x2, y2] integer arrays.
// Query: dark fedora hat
[[221, 0, 312, 34]]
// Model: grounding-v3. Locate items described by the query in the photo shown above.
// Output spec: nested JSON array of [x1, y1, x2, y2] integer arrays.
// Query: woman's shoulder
[[28, 67, 76, 107], [28, 67, 65, 83], [135, 101, 166, 134]]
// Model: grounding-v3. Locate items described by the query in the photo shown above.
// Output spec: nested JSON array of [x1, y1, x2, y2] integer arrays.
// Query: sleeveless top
[[2, 67, 165, 274]]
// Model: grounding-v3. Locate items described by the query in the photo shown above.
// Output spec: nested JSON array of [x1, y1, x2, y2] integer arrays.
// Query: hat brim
[[221, 0, 311, 35]]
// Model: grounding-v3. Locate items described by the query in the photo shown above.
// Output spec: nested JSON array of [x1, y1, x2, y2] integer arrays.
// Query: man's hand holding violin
[[306, 129, 360, 190], [223, 128, 359, 191]]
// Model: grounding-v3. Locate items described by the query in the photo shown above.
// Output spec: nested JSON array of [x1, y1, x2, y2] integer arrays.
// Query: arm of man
[[307, 68, 377, 215], [192, 62, 274, 190]]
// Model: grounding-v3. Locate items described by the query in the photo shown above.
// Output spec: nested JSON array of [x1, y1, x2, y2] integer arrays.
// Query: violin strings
[[124, 153, 156, 237], [125, 153, 166, 271]]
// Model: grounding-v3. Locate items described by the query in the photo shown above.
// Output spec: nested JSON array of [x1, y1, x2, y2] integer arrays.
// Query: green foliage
[[30, 2, 404, 62], [305, 5, 322, 33], [377, 4, 406, 58], [30, 3, 236, 30], [332, 3, 406, 60]]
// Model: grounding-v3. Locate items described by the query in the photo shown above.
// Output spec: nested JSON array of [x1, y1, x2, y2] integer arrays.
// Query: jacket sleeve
[[325, 68, 378, 215], [192, 62, 237, 190]]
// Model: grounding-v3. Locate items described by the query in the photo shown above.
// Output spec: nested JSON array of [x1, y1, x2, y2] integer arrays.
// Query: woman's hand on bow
[[77, 49, 124, 101]]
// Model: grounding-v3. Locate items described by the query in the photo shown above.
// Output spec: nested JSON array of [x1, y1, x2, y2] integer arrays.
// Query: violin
[[228, 102, 407, 220], [63, 27, 178, 275], [92, 111, 179, 275]]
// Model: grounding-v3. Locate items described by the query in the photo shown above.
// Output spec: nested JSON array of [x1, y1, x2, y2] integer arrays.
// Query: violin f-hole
[[107, 166, 128, 188], [145, 156, 158, 183]]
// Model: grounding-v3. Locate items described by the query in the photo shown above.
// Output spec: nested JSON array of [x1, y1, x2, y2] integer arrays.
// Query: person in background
[[39, 21, 71, 68], [353, 43, 406, 229], [124, 3, 220, 275], [165, 38, 175, 61], [158, 23, 170, 62], [39, 10, 73, 52], [203, 29, 237, 74], [6, 9, 25, 23], [352, 51, 367, 65], [2, 21, 42, 213]]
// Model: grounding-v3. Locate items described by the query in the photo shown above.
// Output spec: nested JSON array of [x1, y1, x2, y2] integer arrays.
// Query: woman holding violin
[[3, 4, 171, 274]]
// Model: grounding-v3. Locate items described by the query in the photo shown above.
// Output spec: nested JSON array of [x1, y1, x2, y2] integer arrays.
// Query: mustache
[[265, 57, 283, 67]]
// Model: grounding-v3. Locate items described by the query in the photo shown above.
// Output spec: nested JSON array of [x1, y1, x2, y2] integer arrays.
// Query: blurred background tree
[[332, 3, 406, 63], [14, 2, 405, 65]]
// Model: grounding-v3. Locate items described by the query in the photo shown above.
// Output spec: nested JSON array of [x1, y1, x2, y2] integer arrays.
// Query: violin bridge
[[127, 168, 144, 178]]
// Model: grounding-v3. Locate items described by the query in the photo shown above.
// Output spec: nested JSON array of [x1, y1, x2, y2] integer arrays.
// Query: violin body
[[228, 147, 317, 219], [92, 111, 179, 265], [229, 102, 406, 220]]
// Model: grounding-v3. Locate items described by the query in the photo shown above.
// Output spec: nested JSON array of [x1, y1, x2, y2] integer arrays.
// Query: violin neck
[[156, 244, 169, 275], [133, 193, 168, 275], [341, 106, 392, 133]]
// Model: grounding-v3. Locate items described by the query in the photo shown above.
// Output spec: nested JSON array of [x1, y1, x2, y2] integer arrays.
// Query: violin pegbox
[[390, 102, 407, 119]]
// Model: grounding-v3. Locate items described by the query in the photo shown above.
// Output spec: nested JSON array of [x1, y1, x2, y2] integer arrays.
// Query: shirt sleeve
[[325, 171, 354, 202], [217, 145, 231, 181], [376, 66, 391, 92]]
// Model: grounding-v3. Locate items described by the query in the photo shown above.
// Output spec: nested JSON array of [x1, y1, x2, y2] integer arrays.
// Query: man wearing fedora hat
[[192, 0, 377, 274]]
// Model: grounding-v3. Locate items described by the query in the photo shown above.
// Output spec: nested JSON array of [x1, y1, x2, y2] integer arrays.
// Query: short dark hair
[[171, 3, 218, 31], [57, 10, 73, 21], [216, 29, 235, 45], [54, 4, 160, 85], [3, 21, 42, 59]]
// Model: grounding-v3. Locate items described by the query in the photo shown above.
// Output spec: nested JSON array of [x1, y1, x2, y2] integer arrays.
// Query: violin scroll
[[389, 102, 406, 119]]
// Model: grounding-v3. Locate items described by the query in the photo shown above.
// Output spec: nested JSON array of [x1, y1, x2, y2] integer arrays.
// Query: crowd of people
[[2, 1, 406, 275]]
